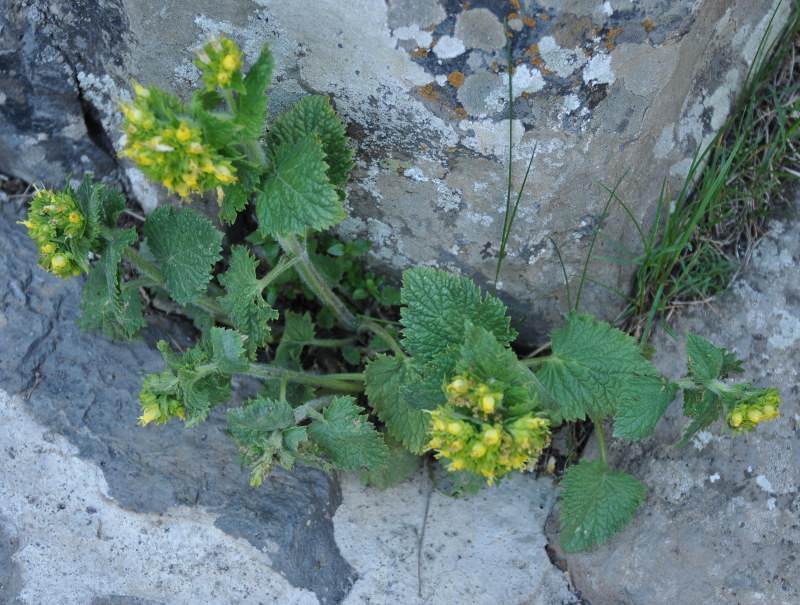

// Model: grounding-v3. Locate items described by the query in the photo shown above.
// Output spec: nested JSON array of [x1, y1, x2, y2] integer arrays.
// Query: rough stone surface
[[0, 0, 790, 341], [0, 200, 354, 603], [547, 198, 800, 604]]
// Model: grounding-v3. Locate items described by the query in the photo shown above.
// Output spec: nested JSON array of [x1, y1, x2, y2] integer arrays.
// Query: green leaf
[[307, 396, 388, 471], [143, 206, 223, 306], [274, 311, 315, 368], [536, 312, 654, 420], [156, 339, 232, 425], [265, 95, 354, 189], [235, 45, 274, 138], [78, 227, 146, 340], [360, 436, 422, 489], [218, 183, 251, 225], [456, 322, 539, 415], [400, 268, 516, 362], [227, 396, 296, 441], [191, 104, 245, 149], [218, 246, 279, 358], [365, 355, 431, 453], [74, 175, 126, 230], [674, 390, 721, 447], [612, 376, 678, 440], [209, 327, 249, 374], [685, 333, 724, 383], [559, 459, 645, 552], [256, 137, 345, 236]]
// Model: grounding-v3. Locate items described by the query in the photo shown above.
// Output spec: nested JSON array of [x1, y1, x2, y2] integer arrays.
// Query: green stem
[[277, 233, 358, 329], [258, 255, 300, 289], [307, 337, 357, 348], [359, 318, 406, 358], [246, 362, 364, 392], [592, 416, 607, 465]]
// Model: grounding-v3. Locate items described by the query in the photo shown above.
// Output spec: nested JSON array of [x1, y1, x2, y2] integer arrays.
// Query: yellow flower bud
[[470, 442, 488, 458], [68, 211, 82, 223], [216, 71, 232, 86], [761, 405, 778, 419], [221, 53, 241, 72], [450, 458, 465, 471], [174, 183, 190, 198], [446, 422, 463, 436], [133, 82, 150, 98], [214, 164, 235, 183], [482, 428, 501, 446], [747, 409, 763, 423], [182, 172, 198, 188], [446, 377, 468, 396], [729, 410, 743, 428], [51, 254, 68, 270], [138, 405, 161, 426], [188, 142, 203, 155], [480, 394, 496, 415], [175, 122, 192, 142], [41, 242, 57, 254]]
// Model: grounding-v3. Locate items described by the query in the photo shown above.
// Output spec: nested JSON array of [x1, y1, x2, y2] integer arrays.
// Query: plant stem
[[592, 416, 607, 465], [307, 337, 357, 348], [277, 233, 358, 329], [359, 317, 406, 358], [246, 362, 364, 392]]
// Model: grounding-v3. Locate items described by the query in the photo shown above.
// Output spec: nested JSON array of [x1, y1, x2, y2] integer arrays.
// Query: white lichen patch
[[506, 65, 546, 96], [767, 310, 800, 349], [435, 180, 461, 211], [756, 474, 775, 493], [654, 125, 675, 159], [393, 25, 433, 49], [582, 53, 615, 85], [708, 473, 721, 483], [692, 430, 716, 450], [433, 36, 466, 59], [538, 37, 587, 77], [465, 211, 494, 227]]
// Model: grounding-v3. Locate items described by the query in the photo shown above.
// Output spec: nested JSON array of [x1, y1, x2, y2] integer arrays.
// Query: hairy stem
[[592, 416, 607, 465], [246, 362, 364, 392], [277, 233, 358, 329], [359, 318, 406, 358]]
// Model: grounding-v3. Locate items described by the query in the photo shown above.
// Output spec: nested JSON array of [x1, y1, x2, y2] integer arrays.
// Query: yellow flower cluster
[[194, 36, 243, 90], [428, 373, 551, 485], [726, 388, 781, 433], [119, 83, 237, 201], [138, 382, 186, 426], [19, 187, 87, 278]]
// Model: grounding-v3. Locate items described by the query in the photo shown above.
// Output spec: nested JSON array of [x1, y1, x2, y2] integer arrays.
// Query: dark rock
[[0, 200, 355, 603]]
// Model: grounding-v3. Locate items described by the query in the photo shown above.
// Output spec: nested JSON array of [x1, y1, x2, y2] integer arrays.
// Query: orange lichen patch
[[520, 92, 531, 99], [522, 16, 537, 27], [411, 47, 429, 58], [461, 1, 471, 9], [643, 19, 655, 31], [453, 107, 468, 120], [583, 48, 593, 57], [516, 57, 523, 64], [508, 12, 519, 20], [418, 84, 439, 101], [420, 146, 427, 152], [539, 13, 550, 20], [510, 0, 520, 8], [448, 71, 466, 88], [604, 26, 622, 51], [458, 247, 469, 254], [525, 43, 539, 56], [490, 61, 500, 72]]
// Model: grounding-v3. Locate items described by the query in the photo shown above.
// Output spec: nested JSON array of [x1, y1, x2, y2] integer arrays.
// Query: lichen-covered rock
[[0, 0, 789, 339]]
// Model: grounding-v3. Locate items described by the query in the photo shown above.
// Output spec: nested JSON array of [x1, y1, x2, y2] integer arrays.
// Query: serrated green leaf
[[559, 459, 645, 552], [274, 311, 315, 368], [685, 333, 724, 383], [74, 175, 126, 230], [218, 183, 251, 225], [191, 104, 245, 149], [156, 339, 232, 425], [456, 322, 538, 415], [612, 376, 678, 440], [256, 137, 345, 236], [307, 396, 388, 471], [674, 390, 721, 447], [227, 396, 296, 442], [265, 95, 353, 189], [218, 246, 279, 358], [143, 206, 223, 306], [536, 312, 654, 420], [400, 268, 516, 362], [78, 227, 146, 340], [234, 45, 274, 138], [365, 354, 431, 453], [209, 327, 249, 374]]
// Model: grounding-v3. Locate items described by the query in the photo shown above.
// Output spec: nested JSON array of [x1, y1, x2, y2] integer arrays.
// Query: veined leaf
[[78, 227, 146, 340], [235, 45, 274, 138], [365, 354, 431, 454], [559, 459, 645, 552], [400, 268, 516, 363], [613, 376, 678, 440], [685, 332, 724, 383], [536, 312, 654, 420], [360, 435, 422, 489], [674, 389, 722, 447], [256, 137, 345, 236], [218, 246, 279, 358], [307, 396, 388, 471], [265, 95, 353, 189], [209, 327, 250, 374], [274, 311, 315, 368], [143, 206, 223, 306]]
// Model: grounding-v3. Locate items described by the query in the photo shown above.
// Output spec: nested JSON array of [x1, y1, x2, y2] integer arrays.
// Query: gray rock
[[547, 198, 800, 604], [0, 200, 354, 602], [0, 1, 790, 340], [0, 523, 22, 605]]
